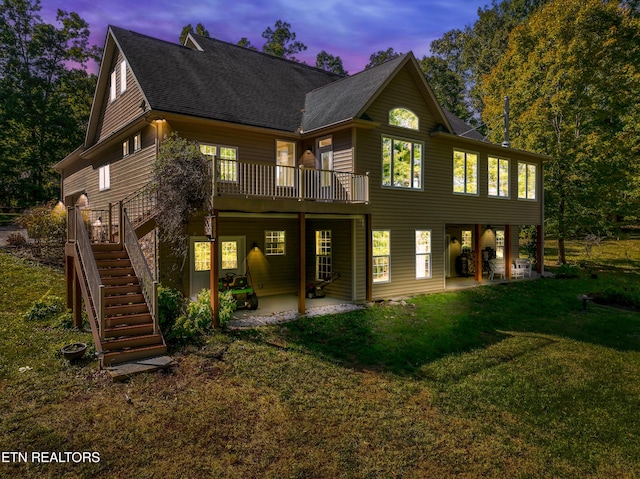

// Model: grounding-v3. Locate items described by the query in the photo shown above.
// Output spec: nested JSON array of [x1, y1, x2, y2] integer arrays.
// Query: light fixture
[[451, 236, 458, 243], [486, 225, 493, 233], [251, 241, 259, 251]]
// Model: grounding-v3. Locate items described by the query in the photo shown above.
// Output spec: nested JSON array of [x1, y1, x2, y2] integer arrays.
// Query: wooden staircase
[[92, 243, 167, 367]]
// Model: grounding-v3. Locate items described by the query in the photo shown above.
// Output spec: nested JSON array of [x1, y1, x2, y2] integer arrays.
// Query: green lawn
[[1, 246, 639, 478]]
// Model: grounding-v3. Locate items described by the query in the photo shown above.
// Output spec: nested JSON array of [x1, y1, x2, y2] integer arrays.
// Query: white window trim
[[388, 107, 419, 130], [133, 132, 141, 152], [200, 143, 239, 183], [99, 164, 110, 191], [372, 230, 391, 283], [265, 230, 286, 256], [488, 156, 510, 199], [415, 230, 432, 279], [122, 140, 129, 157], [109, 70, 116, 102], [518, 161, 538, 201], [315, 230, 332, 280], [381, 135, 424, 191], [120, 61, 127, 94], [453, 149, 479, 196]]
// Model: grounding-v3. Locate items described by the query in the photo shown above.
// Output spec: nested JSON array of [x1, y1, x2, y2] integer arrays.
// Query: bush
[[556, 263, 581, 278], [158, 285, 185, 335], [219, 290, 237, 326], [24, 295, 66, 321], [15, 201, 66, 247], [170, 289, 212, 344], [591, 288, 640, 310], [6, 232, 27, 247]]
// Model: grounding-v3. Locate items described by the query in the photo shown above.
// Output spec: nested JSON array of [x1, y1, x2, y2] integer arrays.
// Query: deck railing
[[123, 209, 159, 334], [213, 159, 369, 203], [122, 184, 158, 231]]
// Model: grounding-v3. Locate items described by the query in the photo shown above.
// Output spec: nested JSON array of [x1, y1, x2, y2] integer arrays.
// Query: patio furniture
[[488, 259, 506, 280], [514, 258, 532, 278]]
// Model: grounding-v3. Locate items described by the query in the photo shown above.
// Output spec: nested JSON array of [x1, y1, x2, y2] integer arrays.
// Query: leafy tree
[[482, 0, 640, 262], [237, 37, 256, 50], [316, 50, 347, 75], [0, 0, 99, 208], [180, 22, 210, 44], [365, 48, 401, 69], [151, 133, 212, 265], [261, 20, 307, 60], [418, 55, 471, 122]]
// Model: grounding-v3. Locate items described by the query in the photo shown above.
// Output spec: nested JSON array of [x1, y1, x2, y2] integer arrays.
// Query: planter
[[61, 342, 87, 361]]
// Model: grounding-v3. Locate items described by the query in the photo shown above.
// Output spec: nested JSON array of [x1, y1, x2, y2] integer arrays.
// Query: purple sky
[[40, 0, 488, 74]]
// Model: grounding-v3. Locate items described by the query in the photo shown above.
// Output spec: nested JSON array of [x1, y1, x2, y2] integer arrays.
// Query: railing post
[[153, 281, 159, 334], [107, 203, 113, 242], [99, 284, 106, 341], [298, 165, 304, 201], [118, 201, 124, 245], [365, 172, 370, 204]]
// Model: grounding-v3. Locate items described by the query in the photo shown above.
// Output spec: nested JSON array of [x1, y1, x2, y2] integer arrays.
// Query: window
[[200, 144, 238, 182], [416, 230, 432, 279], [382, 137, 423, 189], [99, 164, 110, 191], [453, 150, 478, 195], [265, 230, 286, 256], [461, 230, 472, 253], [389, 108, 419, 130], [221, 241, 238, 270], [372, 230, 390, 283], [194, 241, 210, 271], [315, 230, 331, 280], [120, 61, 127, 94], [109, 70, 116, 102], [488, 156, 509, 198], [122, 140, 129, 157], [518, 162, 537, 200], [133, 132, 141, 152], [318, 137, 333, 187], [276, 140, 295, 187], [495, 230, 505, 259]]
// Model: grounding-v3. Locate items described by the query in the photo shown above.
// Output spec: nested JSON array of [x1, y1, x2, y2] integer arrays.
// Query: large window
[[453, 150, 478, 195], [276, 140, 295, 187], [316, 230, 332, 280], [382, 137, 422, 189], [488, 156, 509, 198], [415, 230, 431, 279], [221, 241, 238, 270], [265, 230, 286, 256], [318, 137, 333, 187], [518, 162, 537, 200], [99, 164, 110, 191], [495, 229, 505, 259], [461, 230, 472, 253], [372, 230, 390, 283], [200, 144, 238, 182], [389, 108, 419, 130], [194, 241, 210, 271]]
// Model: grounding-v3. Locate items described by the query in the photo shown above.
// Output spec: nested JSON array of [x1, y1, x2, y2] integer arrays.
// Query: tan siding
[[98, 51, 146, 143]]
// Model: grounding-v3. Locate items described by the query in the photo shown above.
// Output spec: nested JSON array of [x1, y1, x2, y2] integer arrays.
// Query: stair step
[[99, 267, 135, 277], [93, 250, 129, 260], [102, 344, 168, 367], [106, 313, 153, 329], [104, 293, 146, 306], [96, 259, 132, 268], [105, 303, 150, 318], [92, 243, 123, 252], [105, 284, 142, 296], [102, 333, 164, 351], [101, 276, 140, 286], [104, 322, 154, 338]]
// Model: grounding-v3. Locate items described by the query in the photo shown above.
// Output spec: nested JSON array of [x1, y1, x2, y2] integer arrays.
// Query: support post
[[210, 211, 220, 328], [65, 255, 73, 309], [365, 213, 373, 302], [73, 261, 82, 328], [474, 224, 482, 283], [298, 212, 306, 314], [505, 225, 512, 279]]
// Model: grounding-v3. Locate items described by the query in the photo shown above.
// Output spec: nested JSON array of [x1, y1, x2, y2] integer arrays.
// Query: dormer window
[[389, 107, 419, 130]]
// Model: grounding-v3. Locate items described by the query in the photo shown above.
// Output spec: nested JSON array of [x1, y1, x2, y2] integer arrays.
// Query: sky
[[39, 0, 490, 74]]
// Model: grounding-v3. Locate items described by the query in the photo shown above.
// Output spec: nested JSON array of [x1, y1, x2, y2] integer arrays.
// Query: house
[[55, 26, 547, 367]]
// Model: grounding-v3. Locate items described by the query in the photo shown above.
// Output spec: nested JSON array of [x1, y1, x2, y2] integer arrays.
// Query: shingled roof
[[111, 26, 343, 132]]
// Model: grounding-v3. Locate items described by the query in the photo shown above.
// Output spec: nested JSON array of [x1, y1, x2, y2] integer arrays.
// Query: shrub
[[6, 232, 27, 247], [15, 201, 66, 247], [158, 285, 185, 335], [219, 289, 237, 326], [24, 295, 66, 321], [556, 263, 580, 278], [591, 287, 640, 310], [170, 289, 212, 344]]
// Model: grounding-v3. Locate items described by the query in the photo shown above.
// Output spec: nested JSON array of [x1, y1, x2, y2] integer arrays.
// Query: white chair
[[514, 258, 532, 278], [489, 259, 505, 280]]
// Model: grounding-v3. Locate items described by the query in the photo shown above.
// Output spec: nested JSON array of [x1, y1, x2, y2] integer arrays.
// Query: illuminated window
[[518, 162, 537, 200], [221, 241, 238, 270], [122, 140, 129, 157], [110, 70, 116, 102], [120, 61, 127, 94], [488, 156, 509, 198], [389, 108, 419, 130], [461, 230, 472, 253], [372, 230, 390, 283], [133, 132, 141, 151], [495, 230, 505, 259], [276, 140, 295, 187], [265, 230, 285, 256], [382, 137, 423, 189], [200, 144, 238, 182], [318, 137, 333, 187], [315, 230, 331, 280], [99, 164, 110, 191], [416, 230, 431, 279], [194, 242, 210, 271], [453, 150, 478, 195]]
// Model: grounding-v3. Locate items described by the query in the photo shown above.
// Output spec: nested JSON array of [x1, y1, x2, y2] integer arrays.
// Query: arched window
[[389, 107, 419, 130]]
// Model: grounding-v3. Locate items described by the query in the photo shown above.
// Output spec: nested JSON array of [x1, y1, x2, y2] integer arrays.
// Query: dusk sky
[[39, 0, 490, 74]]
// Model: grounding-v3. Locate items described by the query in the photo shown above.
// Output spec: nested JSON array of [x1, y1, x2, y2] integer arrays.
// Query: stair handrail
[[122, 206, 159, 334], [72, 206, 106, 340], [121, 183, 158, 231]]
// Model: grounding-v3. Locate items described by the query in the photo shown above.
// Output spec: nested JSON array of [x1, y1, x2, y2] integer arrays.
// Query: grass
[[1, 243, 640, 478]]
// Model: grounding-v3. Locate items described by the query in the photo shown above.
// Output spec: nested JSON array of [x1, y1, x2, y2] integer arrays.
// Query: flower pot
[[61, 343, 87, 361]]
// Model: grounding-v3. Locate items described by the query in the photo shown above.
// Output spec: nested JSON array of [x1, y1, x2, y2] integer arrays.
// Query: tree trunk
[[557, 196, 566, 264]]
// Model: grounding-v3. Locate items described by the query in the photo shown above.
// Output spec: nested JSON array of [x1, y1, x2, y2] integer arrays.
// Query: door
[[190, 236, 246, 299]]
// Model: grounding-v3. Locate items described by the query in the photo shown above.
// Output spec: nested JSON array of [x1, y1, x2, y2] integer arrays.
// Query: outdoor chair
[[514, 258, 533, 278], [488, 259, 506, 280]]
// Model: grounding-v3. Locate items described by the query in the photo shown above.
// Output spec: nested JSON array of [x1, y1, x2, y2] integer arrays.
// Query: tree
[[418, 55, 471, 122], [0, 0, 99, 208], [180, 23, 209, 44], [482, 0, 640, 262], [261, 20, 307, 60], [237, 37, 256, 50], [315, 50, 347, 75], [365, 48, 401, 69]]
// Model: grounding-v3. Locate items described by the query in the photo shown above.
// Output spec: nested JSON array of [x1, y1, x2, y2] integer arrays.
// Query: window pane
[[466, 153, 477, 194], [518, 163, 527, 198], [373, 257, 390, 282], [499, 159, 509, 197], [527, 164, 536, 199], [277, 141, 295, 187], [265, 230, 285, 255], [372, 230, 390, 256], [221, 241, 237, 270], [382, 137, 392, 186], [393, 139, 411, 187], [453, 151, 465, 193], [488, 157, 498, 196], [194, 242, 210, 271], [416, 254, 430, 279], [389, 108, 419, 130], [413, 143, 422, 189]]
